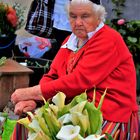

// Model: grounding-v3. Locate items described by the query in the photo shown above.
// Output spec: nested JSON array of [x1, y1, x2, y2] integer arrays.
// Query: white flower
[[84, 134, 105, 140], [70, 101, 87, 114], [28, 119, 42, 132], [58, 113, 71, 124], [27, 133, 38, 140], [52, 92, 66, 110], [49, 104, 59, 116], [70, 112, 89, 132], [56, 125, 80, 140]]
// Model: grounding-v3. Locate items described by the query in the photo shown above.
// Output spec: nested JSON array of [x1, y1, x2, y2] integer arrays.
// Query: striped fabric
[[102, 112, 139, 140], [10, 123, 28, 140], [10, 112, 139, 140]]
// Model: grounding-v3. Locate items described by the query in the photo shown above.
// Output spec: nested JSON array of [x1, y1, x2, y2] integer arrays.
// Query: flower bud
[[117, 19, 125, 25]]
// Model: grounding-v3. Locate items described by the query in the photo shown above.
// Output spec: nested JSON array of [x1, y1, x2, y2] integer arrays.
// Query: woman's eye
[[70, 15, 77, 19], [82, 15, 89, 19]]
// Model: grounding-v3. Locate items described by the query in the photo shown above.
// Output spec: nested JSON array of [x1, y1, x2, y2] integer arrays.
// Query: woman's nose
[[75, 17, 83, 25]]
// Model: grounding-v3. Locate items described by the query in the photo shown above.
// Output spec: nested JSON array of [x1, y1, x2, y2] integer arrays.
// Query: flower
[[84, 134, 105, 140], [117, 18, 125, 25], [52, 91, 66, 110], [0, 2, 25, 37], [56, 125, 80, 140], [18, 90, 113, 140], [6, 6, 18, 27]]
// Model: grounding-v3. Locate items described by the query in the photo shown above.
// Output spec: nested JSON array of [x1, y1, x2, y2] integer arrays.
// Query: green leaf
[[85, 102, 103, 135], [58, 92, 87, 117], [105, 133, 114, 140], [2, 119, 17, 140], [127, 36, 137, 43], [0, 57, 7, 66]]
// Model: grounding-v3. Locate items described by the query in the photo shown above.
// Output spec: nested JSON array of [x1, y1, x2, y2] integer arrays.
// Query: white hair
[[67, 0, 107, 22]]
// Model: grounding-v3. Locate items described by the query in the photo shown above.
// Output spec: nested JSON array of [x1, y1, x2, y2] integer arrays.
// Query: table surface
[[0, 59, 33, 74]]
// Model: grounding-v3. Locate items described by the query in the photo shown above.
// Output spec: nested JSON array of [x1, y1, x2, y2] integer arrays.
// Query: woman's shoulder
[[92, 24, 125, 47], [102, 24, 123, 39]]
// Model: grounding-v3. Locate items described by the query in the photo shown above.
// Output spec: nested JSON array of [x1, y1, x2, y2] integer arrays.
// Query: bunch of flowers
[[0, 2, 25, 37], [18, 90, 113, 140]]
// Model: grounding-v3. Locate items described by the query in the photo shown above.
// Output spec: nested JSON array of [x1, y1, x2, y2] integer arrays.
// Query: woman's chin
[[75, 32, 87, 39]]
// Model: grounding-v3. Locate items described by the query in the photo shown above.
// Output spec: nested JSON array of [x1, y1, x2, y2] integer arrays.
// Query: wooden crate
[[0, 59, 33, 111]]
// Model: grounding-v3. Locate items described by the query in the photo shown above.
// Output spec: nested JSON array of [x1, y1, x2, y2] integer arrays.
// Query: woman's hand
[[14, 100, 37, 115], [11, 85, 43, 104]]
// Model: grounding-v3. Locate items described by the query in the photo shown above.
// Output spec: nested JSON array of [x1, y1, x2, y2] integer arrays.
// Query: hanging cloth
[[25, 0, 55, 38]]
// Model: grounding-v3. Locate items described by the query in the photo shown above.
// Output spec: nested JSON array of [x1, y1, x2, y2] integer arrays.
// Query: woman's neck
[[77, 38, 88, 48]]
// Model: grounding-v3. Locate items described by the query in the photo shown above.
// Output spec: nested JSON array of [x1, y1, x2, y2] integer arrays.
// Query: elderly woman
[[11, 0, 139, 139]]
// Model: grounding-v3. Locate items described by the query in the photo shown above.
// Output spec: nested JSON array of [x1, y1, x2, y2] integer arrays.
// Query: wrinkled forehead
[[69, 0, 93, 6], [70, 0, 101, 5], [69, 2, 94, 13]]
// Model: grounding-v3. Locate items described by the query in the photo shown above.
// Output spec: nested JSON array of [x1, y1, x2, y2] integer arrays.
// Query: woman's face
[[69, 4, 100, 40]]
